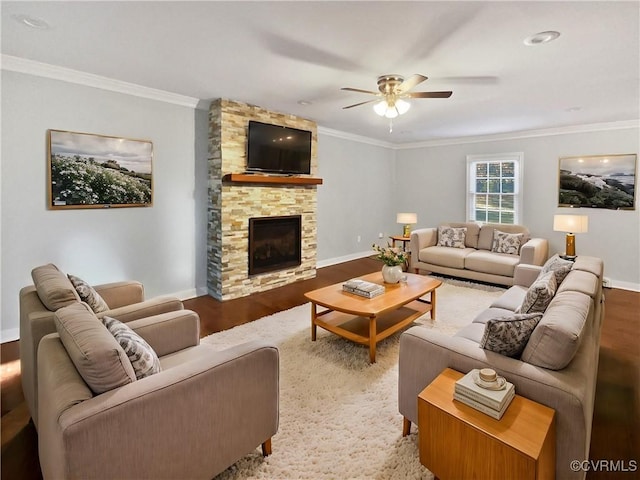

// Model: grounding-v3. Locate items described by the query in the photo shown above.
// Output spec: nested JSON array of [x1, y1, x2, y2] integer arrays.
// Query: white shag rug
[[207, 280, 504, 480]]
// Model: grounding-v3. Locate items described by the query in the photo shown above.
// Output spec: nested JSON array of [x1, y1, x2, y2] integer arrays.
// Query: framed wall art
[[48, 129, 153, 209], [558, 154, 636, 210]]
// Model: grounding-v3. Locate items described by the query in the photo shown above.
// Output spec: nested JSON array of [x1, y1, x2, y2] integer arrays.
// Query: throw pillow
[[68, 274, 110, 313], [480, 313, 542, 357], [540, 254, 574, 285], [437, 226, 467, 249], [517, 270, 557, 314], [55, 302, 135, 394], [31, 263, 81, 311], [491, 230, 524, 255], [102, 316, 162, 380]]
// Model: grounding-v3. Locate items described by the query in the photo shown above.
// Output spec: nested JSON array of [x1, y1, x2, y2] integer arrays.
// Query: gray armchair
[[37, 305, 279, 480], [20, 263, 184, 428]]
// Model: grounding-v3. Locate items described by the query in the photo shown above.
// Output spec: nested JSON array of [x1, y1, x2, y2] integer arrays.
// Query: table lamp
[[397, 213, 417, 238], [553, 214, 589, 258]]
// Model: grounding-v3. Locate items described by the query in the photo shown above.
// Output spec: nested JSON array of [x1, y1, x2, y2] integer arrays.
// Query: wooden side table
[[389, 235, 410, 250], [418, 368, 556, 480]]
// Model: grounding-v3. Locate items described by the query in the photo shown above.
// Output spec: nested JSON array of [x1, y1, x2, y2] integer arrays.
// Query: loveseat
[[399, 255, 604, 480], [37, 303, 279, 479], [20, 263, 184, 428], [409, 222, 549, 286]]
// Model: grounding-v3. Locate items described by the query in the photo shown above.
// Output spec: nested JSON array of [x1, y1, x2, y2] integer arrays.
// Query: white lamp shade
[[397, 212, 417, 224], [373, 101, 387, 117], [384, 107, 398, 119], [553, 214, 589, 233], [395, 99, 411, 115]]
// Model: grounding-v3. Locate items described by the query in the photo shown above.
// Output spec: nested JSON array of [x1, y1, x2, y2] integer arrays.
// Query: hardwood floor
[[1, 257, 638, 480]]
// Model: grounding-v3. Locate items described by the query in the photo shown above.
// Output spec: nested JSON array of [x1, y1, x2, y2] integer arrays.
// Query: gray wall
[[316, 132, 397, 265], [1, 71, 198, 341], [395, 127, 640, 288]]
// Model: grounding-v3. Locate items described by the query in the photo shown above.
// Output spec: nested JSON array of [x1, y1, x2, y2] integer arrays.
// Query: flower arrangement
[[372, 243, 408, 266]]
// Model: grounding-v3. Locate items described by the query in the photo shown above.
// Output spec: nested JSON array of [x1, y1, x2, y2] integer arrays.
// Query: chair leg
[[402, 417, 411, 436], [261, 438, 272, 456]]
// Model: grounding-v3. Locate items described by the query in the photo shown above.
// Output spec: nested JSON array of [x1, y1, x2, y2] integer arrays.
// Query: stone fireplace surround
[[207, 99, 319, 301]]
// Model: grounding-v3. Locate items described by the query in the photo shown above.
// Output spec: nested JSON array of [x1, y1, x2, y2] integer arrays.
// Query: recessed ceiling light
[[12, 13, 50, 29], [523, 31, 560, 46], [565, 106, 582, 112], [298, 100, 312, 106]]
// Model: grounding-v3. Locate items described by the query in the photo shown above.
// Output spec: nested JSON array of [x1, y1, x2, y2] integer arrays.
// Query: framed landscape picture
[[558, 154, 636, 210], [48, 130, 153, 209]]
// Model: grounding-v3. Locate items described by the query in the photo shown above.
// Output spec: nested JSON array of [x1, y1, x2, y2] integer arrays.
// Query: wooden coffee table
[[304, 272, 441, 363]]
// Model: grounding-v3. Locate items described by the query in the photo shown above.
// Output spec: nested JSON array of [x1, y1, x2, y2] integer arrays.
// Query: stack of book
[[342, 278, 385, 298], [454, 369, 515, 420]]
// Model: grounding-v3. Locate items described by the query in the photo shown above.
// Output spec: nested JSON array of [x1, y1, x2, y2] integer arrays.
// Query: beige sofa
[[410, 222, 549, 286], [37, 304, 279, 480], [20, 263, 184, 428], [398, 256, 604, 480]]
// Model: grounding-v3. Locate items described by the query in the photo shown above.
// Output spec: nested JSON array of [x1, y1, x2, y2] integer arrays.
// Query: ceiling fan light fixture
[[373, 100, 388, 117]]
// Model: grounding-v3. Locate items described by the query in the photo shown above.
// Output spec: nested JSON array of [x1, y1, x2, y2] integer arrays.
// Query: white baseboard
[[607, 279, 640, 292], [1, 328, 19, 343], [317, 250, 374, 269]]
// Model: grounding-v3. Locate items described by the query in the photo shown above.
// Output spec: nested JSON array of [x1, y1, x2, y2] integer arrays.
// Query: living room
[[2, 2, 639, 479]]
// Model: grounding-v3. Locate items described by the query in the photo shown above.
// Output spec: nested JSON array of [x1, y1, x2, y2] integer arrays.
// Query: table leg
[[311, 302, 317, 341], [431, 289, 437, 319], [369, 315, 377, 363]]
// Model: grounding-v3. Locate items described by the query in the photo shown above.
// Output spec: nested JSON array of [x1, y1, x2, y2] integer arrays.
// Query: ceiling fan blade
[[341, 87, 380, 95], [342, 99, 378, 109], [407, 91, 453, 98], [397, 74, 428, 93]]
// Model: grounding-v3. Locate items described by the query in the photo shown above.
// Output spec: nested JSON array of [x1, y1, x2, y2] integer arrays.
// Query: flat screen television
[[246, 121, 312, 175]]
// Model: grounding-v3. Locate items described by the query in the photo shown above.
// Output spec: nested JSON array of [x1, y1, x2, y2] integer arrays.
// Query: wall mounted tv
[[246, 121, 312, 175]]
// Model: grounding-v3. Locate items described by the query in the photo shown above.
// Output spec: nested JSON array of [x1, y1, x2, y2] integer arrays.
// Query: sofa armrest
[[514, 264, 543, 288], [127, 310, 200, 357], [94, 281, 144, 309], [519, 237, 548, 266], [42, 340, 279, 480], [97, 296, 184, 323], [410, 228, 437, 270]]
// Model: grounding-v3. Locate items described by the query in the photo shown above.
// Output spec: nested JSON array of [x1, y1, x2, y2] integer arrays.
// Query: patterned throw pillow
[[102, 316, 162, 380], [540, 254, 573, 285], [480, 313, 542, 357], [491, 230, 524, 255], [517, 270, 557, 314], [67, 274, 109, 313], [437, 226, 467, 248]]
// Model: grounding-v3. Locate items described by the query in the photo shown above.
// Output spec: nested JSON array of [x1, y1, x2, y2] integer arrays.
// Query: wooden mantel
[[222, 173, 323, 186]]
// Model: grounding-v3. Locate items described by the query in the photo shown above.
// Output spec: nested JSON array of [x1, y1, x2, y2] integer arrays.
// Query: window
[[466, 153, 523, 225]]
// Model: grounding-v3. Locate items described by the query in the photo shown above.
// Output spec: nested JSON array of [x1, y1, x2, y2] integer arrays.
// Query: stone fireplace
[[249, 215, 302, 275], [207, 99, 319, 301]]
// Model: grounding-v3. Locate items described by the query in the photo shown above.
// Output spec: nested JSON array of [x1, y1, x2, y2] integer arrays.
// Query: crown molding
[[317, 126, 394, 148], [1, 55, 200, 109], [394, 119, 640, 149]]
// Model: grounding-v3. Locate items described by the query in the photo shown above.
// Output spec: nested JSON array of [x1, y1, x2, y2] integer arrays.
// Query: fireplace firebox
[[249, 215, 302, 275]]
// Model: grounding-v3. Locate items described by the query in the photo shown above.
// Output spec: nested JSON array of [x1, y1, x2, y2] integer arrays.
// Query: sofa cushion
[[31, 264, 80, 311], [419, 246, 476, 269], [479, 313, 543, 357], [557, 270, 599, 299], [521, 291, 590, 369], [437, 226, 467, 248], [478, 224, 530, 251], [454, 323, 486, 343], [517, 270, 557, 314], [54, 302, 136, 394], [102, 316, 161, 379], [472, 307, 515, 325], [491, 230, 524, 255], [68, 274, 110, 313], [540, 254, 574, 285], [465, 250, 520, 277], [490, 285, 527, 311], [443, 222, 480, 248]]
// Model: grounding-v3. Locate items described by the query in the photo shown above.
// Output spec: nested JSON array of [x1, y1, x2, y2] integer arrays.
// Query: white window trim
[[466, 152, 524, 224]]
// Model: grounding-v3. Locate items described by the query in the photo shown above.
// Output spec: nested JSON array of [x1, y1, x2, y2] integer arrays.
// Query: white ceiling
[[2, 1, 639, 144]]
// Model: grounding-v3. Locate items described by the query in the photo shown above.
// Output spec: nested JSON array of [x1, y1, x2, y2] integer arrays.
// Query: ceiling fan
[[341, 74, 452, 119]]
